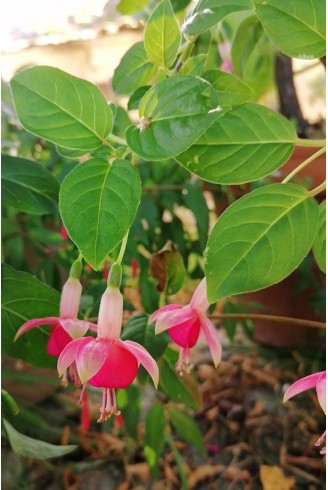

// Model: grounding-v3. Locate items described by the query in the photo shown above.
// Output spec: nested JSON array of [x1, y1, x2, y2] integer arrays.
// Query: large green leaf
[[3, 420, 77, 460], [313, 200, 326, 273], [168, 406, 206, 454], [2, 154, 59, 215], [176, 103, 296, 184], [203, 70, 254, 106], [254, 0, 325, 59], [144, 0, 181, 69], [112, 42, 158, 96], [10, 66, 113, 150], [182, 0, 253, 36], [205, 184, 319, 302], [231, 15, 264, 78], [2, 265, 60, 368], [125, 76, 222, 160], [121, 313, 168, 359], [59, 158, 141, 269]]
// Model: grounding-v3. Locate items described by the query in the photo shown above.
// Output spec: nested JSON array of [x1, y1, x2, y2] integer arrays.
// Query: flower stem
[[309, 180, 326, 197], [107, 133, 127, 146], [282, 147, 326, 183], [116, 232, 129, 265], [175, 40, 195, 72], [295, 138, 326, 148], [209, 313, 325, 329]]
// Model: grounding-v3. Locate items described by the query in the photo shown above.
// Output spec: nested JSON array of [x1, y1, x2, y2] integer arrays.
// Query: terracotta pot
[[275, 146, 326, 190], [242, 266, 324, 348]]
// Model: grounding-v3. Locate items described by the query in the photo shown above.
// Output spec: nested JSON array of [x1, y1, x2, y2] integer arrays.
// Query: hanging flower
[[150, 278, 221, 374], [58, 264, 159, 423], [14, 260, 97, 386], [283, 370, 326, 454]]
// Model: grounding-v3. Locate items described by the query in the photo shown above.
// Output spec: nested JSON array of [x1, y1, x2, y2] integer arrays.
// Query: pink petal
[[120, 339, 159, 388], [76, 338, 108, 383], [190, 278, 210, 313], [60, 278, 82, 318], [57, 337, 92, 376], [316, 371, 326, 414], [283, 371, 324, 403], [155, 306, 195, 334], [14, 317, 59, 341], [149, 304, 181, 323], [200, 316, 222, 367], [47, 325, 73, 357], [59, 318, 90, 339]]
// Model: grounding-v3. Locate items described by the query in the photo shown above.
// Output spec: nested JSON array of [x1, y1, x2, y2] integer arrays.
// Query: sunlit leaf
[[11, 66, 113, 150], [176, 103, 296, 184], [254, 0, 325, 59], [144, 0, 181, 69], [205, 184, 319, 301]]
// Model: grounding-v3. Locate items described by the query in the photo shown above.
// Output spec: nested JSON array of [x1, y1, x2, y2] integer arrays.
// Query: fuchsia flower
[[150, 278, 221, 374], [15, 261, 97, 386], [58, 274, 159, 423], [284, 370, 326, 454]]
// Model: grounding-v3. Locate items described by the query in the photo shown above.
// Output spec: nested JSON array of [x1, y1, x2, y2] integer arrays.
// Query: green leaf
[[128, 86, 151, 110], [144, 403, 165, 476], [231, 15, 264, 78], [2, 390, 19, 417], [176, 103, 296, 184], [3, 419, 77, 460], [254, 0, 325, 59], [121, 313, 168, 359], [144, 0, 181, 69], [10, 66, 113, 150], [116, 0, 148, 14], [113, 42, 158, 96], [2, 265, 60, 368], [178, 54, 207, 76], [125, 75, 222, 160], [2, 154, 59, 215], [56, 146, 88, 159], [168, 406, 206, 454], [203, 70, 254, 106], [182, 0, 253, 36], [117, 385, 141, 440], [205, 184, 319, 302], [59, 158, 141, 269], [150, 241, 186, 295], [159, 355, 199, 410], [313, 200, 326, 272], [164, 434, 188, 490]]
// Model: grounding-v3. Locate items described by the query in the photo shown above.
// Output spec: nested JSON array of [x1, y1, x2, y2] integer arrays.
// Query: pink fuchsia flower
[[150, 278, 222, 374], [283, 370, 326, 454], [58, 271, 159, 423], [14, 261, 97, 386]]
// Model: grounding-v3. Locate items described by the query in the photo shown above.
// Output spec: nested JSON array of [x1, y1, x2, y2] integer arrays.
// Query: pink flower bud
[[97, 287, 123, 340], [60, 277, 82, 319]]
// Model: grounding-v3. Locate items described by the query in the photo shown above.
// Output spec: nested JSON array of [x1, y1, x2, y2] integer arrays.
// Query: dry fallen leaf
[[187, 464, 225, 488], [260, 465, 295, 490]]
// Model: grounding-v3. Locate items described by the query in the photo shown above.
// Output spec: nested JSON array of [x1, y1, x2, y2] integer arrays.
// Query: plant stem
[[175, 40, 195, 72], [209, 313, 325, 330], [282, 147, 326, 183], [107, 133, 127, 146], [309, 180, 326, 197], [296, 138, 326, 148], [116, 233, 129, 265], [131, 152, 138, 167]]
